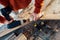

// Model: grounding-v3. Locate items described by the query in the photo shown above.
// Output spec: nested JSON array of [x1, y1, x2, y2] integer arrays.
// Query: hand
[[31, 13, 38, 21], [31, 12, 44, 21]]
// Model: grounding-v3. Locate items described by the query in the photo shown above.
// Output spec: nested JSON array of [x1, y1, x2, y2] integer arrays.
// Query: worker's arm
[[34, 0, 43, 14], [31, 0, 43, 21]]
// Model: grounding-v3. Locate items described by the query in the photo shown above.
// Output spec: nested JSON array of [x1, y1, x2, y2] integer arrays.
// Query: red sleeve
[[34, 0, 43, 14], [0, 16, 6, 23], [0, 0, 9, 7]]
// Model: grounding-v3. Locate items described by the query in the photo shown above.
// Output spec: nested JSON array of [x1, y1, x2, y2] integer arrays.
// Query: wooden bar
[[0, 22, 29, 37]]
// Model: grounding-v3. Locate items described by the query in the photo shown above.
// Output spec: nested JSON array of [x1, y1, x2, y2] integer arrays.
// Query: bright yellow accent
[[34, 23, 37, 27]]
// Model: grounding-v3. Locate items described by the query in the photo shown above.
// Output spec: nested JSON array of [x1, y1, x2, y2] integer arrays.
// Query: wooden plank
[[0, 22, 29, 37], [15, 33, 27, 40], [40, 14, 60, 20]]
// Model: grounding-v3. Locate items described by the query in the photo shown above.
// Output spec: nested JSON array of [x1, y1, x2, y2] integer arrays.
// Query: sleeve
[[34, 0, 43, 14], [0, 0, 9, 7]]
